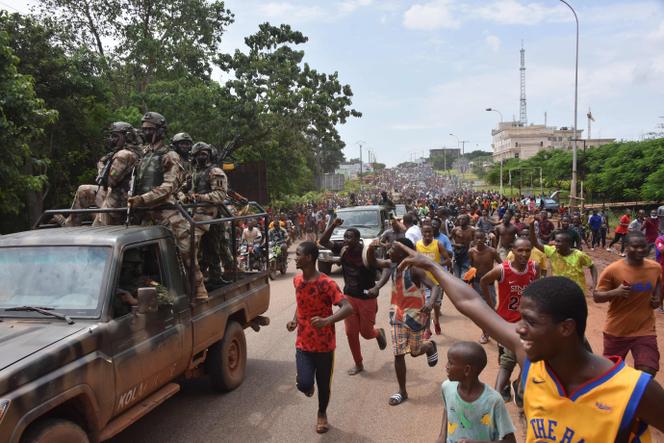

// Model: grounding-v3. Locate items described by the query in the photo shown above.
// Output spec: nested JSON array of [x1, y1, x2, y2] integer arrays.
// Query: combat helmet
[[172, 132, 193, 144], [141, 112, 167, 129], [109, 121, 134, 133], [191, 142, 214, 158]]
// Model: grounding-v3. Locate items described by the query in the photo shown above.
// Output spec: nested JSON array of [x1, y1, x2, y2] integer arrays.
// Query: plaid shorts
[[390, 321, 424, 356]]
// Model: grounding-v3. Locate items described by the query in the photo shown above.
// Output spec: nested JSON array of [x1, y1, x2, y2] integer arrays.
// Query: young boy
[[437, 341, 516, 443], [287, 241, 353, 433], [395, 242, 664, 442], [469, 230, 502, 344], [416, 223, 451, 337]]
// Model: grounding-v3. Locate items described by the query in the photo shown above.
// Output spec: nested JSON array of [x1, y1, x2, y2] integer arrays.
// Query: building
[[491, 121, 615, 160], [334, 162, 374, 179], [429, 148, 461, 161]]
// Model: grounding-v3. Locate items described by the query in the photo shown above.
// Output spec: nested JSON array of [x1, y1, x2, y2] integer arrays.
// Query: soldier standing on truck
[[127, 112, 208, 301], [55, 122, 141, 227], [185, 142, 229, 287], [171, 132, 194, 165]]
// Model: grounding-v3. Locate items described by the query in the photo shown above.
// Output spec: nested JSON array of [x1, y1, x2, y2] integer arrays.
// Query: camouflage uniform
[[62, 184, 106, 226], [93, 144, 142, 226], [186, 143, 229, 285], [131, 142, 210, 297]]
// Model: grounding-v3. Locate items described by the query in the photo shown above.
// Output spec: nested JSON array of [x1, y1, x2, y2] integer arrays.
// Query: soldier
[[92, 122, 143, 226], [171, 132, 194, 165], [184, 142, 229, 287], [114, 249, 171, 318], [127, 112, 208, 301], [56, 122, 139, 226]]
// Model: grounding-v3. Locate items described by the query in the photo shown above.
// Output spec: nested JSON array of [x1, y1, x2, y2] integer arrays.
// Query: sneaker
[[620, 253, 626, 257], [591, 248, 595, 251], [606, 248, 612, 252]]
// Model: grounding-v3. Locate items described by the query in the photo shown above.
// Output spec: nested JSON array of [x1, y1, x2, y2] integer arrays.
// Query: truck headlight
[[0, 399, 9, 424]]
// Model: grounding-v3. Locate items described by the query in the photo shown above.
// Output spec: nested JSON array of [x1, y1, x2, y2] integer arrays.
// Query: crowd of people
[[284, 162, 664, 442]]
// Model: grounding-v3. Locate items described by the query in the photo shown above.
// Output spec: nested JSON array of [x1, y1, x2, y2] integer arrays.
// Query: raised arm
[[529, 218, 544, 252], [395, 243, 524, 366], [319, 217, 342, 250]]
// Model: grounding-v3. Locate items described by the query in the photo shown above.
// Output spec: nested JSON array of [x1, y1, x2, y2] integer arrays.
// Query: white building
[[334, 162, 374, 179], [491, 121, 615, 160]]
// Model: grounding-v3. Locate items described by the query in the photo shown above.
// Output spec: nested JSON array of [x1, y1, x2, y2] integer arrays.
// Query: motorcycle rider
[[268, 217, 289, 264], [241, 218, 264, 269]]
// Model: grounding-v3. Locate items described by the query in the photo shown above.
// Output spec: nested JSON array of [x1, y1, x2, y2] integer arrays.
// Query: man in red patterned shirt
[[287, 241, 353, 434]]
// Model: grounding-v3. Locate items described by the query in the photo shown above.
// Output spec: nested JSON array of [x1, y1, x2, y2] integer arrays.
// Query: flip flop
[[316, 417, 329, 434], [388, 392, 408, 406], [426, 341, 439, 367], [347, 366, 364, 376]]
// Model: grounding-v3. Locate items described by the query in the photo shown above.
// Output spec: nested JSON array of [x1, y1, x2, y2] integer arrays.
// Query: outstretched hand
[[393, 242, 437, 273]]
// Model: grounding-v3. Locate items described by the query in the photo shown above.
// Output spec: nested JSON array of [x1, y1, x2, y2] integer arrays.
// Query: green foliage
[[483, 139, 664, 202], [0, 26, 57, 226]]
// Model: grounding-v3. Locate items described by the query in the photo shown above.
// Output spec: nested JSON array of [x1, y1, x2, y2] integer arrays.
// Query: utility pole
[[560, 0, 579, 207], [356, 140, 366, 191]]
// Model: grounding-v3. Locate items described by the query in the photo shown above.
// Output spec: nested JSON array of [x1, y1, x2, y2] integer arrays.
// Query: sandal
[[389, 392, 408, 406], [316, 416, 329, 434], [426, 341, 439, 367], [347, 365, 364, 376], [479, 334, 490, 344]]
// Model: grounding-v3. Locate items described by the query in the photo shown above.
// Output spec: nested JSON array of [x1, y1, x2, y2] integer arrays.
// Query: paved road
[[111, 243, 664, 442]]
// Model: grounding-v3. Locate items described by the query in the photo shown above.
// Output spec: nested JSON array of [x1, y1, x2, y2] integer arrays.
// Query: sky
[[4, 0, 664, 167]]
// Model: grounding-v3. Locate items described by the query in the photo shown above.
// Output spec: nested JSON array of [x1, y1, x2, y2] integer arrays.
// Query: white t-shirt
[[405, 225, 422, 245], [242, 227, 262, 243]]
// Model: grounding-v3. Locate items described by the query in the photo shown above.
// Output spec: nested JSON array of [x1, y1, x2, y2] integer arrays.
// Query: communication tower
[[519, 42, 527, 126]]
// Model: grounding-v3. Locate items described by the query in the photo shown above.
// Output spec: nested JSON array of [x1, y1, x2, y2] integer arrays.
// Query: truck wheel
[[22, 418, 89, 443], [207, 321, 247, 392], [318, 261, 332, 275]]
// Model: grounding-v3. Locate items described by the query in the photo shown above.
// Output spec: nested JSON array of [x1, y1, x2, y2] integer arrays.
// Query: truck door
[[109, 243, 184, 414]]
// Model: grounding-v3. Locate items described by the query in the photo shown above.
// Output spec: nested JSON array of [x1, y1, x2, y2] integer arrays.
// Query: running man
[[393, 242, 664, 442], [496, 211, 518, 260], [287, 241, 353, 433], [609, 208, 631, 256], [593, 232, 662, 376], [319, 218, 387, 375], [480, 238, 539, 406], [451, 214, 476, 278], [368, 238, 440, 406], [469, 230, 502, 344]]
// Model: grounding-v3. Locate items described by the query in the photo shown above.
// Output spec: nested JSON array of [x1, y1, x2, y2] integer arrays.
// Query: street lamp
[[356, 140, 366, 190], [486, 108, 504, 195], [485, 107, 503, 122], [559, 0, 579, 207]]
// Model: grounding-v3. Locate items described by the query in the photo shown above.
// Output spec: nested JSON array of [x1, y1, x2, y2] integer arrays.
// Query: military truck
[[0, 204, 270, 443], [317, 205, 394, 274]]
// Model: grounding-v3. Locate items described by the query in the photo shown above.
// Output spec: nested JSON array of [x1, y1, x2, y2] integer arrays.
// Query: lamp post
[[485, 107, 503, 122], [486, 108, 504, 195], [560, 0, 579, 207], [356, 140, 366, 191]]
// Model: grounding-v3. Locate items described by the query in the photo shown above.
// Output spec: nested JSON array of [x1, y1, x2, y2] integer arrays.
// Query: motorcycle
[[238, 240, 265, 272], [268, 240, 288, 280]]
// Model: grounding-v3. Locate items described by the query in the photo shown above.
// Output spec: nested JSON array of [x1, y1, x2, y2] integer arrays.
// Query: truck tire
[[207, 321, 247, 392], [22, 418, 89, 443], [318, 261, 332, 275]]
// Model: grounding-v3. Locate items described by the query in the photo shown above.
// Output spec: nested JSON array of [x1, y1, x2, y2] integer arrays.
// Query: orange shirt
[[597, 259, 662, 337]]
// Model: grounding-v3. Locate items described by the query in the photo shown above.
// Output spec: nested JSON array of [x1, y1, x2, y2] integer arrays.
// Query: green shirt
[[543, 245, 593, 291]]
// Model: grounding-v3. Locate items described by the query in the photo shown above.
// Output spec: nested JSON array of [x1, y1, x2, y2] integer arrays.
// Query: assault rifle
[[125, 166, 136, 226], [95, 156, 114, 192], [214, 135, 249, 207]]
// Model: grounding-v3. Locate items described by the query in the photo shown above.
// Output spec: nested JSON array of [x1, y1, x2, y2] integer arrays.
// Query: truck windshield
[[0, 246, 110, 316], [334, 210, 381, 238]]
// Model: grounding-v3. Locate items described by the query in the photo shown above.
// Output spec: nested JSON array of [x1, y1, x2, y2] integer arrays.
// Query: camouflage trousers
[[198, 218, 235, 280], [63, 185, 105, 226], [144, 209, 207, 300], [93, 188, 129, 226]]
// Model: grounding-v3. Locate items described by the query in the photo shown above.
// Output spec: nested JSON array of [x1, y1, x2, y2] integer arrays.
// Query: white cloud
[[403, 0, 460, 30], [258, 2, 325, 22], [470, 0, 567, 25], [338, 0, 373, 14], [486, 34, 501, 52], [648, 21, 664, 41]]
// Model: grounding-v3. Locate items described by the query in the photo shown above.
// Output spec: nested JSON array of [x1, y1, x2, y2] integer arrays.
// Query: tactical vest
[[135, 148, 165, 195], [191, 165, 214, 194]]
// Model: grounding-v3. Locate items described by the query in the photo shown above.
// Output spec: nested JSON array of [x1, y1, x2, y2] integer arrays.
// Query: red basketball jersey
[[497, 260, 537, 323]]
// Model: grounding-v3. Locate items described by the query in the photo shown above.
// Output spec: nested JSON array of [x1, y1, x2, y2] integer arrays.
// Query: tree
[[0, 27, 57, 232]]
